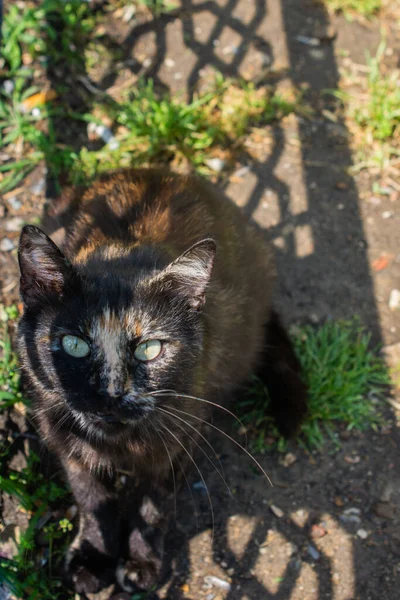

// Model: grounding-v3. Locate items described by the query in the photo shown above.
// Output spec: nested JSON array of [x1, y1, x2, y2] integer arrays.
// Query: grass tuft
[[237, 320, 389, 452], [324, 0, 381, 19], [331, 41, 400, 172], [0, 0, 300, 194]]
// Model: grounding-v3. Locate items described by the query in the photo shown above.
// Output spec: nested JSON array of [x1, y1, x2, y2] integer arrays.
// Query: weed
[[331, 41, 400, 171], [324, 0, 381, 19], [237, 320, 389, 452], [1, 0, 299, 193], [136, 0, 178, 15], [0, 307, 24, 410], [353, 42, 400, 142], [0, 306, 73, 599]]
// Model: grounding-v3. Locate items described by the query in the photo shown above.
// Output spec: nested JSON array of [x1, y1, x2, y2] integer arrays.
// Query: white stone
[[389, 289, 400, 310]]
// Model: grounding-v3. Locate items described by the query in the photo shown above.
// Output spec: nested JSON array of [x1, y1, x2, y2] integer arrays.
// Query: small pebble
[[5, 217, 24, 232], [389, 289, 400, 310], [192, 480, 207, 491], [295, 35, 320, 46], [8, 196, 22, 211], [108, 138, 120, 151], [340, 514, 361, 525], [234, 165, 251, 178], [309, 48, 326, 60], [165, 58, 176, 68], [357, 529, 368, 539], [279, 452, 297, 467], [343, 507, 361, 516], [344, 455, 360, 464], [204, 575, 231, 591], [122, 4, 136, 22], [0, 238, 15, 252], [373, 502, 395, 519], [368, 196, 381, 205], [270, 504, 284, 518], [307, 544, 320, 561], [205, 158, 226, 172], [332, 572, 340, 584], [3, 79, 14, 94], [221, 45, 234, 55], [30, 178, 45, 196], [382, 211, 393, 219], [311, 523, 327, 539]]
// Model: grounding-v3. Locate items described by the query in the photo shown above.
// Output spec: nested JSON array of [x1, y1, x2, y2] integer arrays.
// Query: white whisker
[[160, 423, 215, 542], [156, 406, 231, 496], [167, 406, 272, 486]]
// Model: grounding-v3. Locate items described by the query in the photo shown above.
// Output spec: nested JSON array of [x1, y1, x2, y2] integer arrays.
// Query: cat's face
[[18, 226, 215, 442]]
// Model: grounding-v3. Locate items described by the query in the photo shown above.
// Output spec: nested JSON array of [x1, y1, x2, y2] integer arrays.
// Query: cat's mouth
[[82, 402, 153, 433], [96, 413, 130, 425]]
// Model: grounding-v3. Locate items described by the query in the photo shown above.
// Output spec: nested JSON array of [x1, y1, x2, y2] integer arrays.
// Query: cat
[[17, 168, 307, 594]]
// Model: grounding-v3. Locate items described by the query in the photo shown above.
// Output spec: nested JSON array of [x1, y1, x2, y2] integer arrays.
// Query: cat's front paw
[[70, 564, 104, 594], [66, 545, 116, 594], [116, 556, 162, 592]]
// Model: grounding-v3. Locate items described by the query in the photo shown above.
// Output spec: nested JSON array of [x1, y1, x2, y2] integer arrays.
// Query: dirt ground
[[1, 0, 400, 599]]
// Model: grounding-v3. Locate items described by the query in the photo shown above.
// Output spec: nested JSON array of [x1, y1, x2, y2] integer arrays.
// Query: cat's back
[[47, 168, 275, 289]]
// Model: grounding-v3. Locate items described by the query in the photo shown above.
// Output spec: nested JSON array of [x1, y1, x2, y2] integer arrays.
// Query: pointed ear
[[159, 239, 216, 309], [18, 225, 74, 309]]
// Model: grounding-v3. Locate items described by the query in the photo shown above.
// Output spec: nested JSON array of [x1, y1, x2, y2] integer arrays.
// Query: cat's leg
[[63, 458, 120, 594], [117, 484, 174, 592], [256, 310, 308, 438]]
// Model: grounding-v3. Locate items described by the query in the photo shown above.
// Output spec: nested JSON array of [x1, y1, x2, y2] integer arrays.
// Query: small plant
[[0, 306, 25, 410], [0, 305, 73, 599], [353, 42, 400, 142], [136, 0, 178, 15], [331, 41, 400, 171], [324, 0, 381, 19], [238, 320, 389, 451]]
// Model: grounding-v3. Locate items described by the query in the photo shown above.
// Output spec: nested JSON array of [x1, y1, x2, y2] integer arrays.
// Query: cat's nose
[[98, 387, 124, 400]]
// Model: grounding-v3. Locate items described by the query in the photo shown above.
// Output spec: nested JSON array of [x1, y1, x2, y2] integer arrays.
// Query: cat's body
[[17, 169, 307, 594]]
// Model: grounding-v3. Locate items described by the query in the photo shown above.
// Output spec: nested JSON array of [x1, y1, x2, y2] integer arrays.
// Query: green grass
[[0, 0, 299, 194], [0, 307, 74, 599], [136, 0, 178, 15], [324, 0, 381, 19], [354, 42, 400, 142], [238, 320, 389, 452], [331, 41, 400, 172]]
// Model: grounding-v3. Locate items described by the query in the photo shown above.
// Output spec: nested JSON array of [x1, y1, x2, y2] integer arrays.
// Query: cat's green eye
[[62, 335, 90, 358], [134, 340, 162, 362]]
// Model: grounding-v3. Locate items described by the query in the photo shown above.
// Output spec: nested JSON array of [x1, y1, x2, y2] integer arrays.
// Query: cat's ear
[[160, 239, 216, 309], [18, 225, 74, 309]]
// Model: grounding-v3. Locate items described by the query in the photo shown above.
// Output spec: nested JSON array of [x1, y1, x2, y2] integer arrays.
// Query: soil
[[1, 1, 400, 599]]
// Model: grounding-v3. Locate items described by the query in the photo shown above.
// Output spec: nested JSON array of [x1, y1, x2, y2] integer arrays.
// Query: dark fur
[[17, 168, 307, 593]]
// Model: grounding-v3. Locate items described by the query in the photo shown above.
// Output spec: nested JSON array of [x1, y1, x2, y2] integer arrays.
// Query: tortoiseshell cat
[[17, 168, 307, 594]]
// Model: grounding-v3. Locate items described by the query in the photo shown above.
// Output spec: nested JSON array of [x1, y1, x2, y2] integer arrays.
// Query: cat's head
[[17, 225, 215, 443]]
